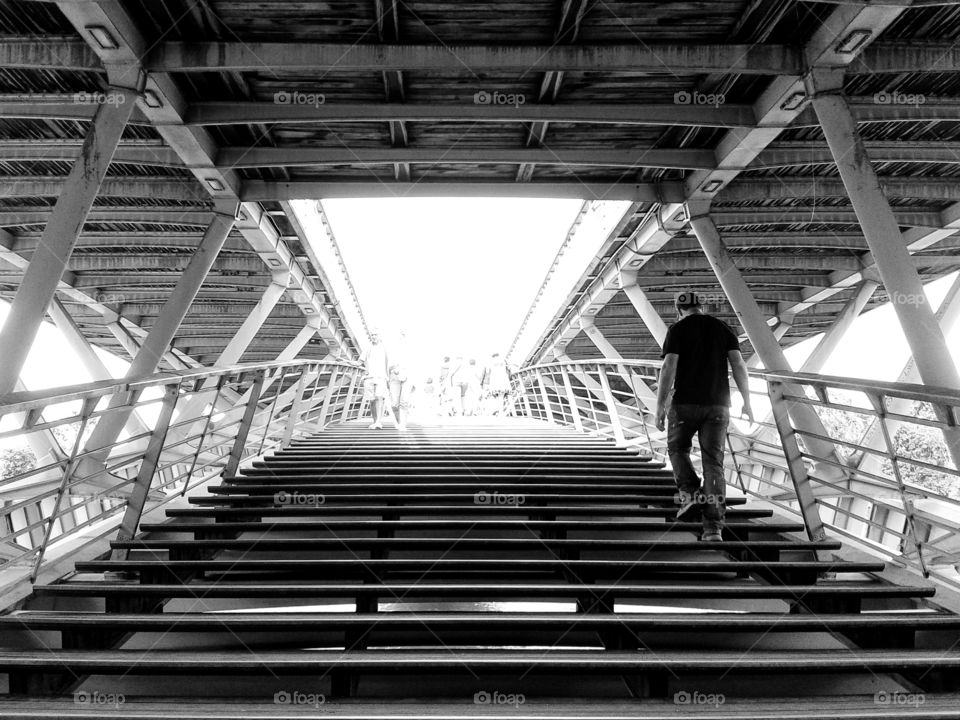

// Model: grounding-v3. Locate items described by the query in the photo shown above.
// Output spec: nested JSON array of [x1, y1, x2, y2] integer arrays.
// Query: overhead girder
[[115, 302, 307, 317], [241, 181, 687, 203], [752, 142, 960, 171], [0, 140, 183, 167], [71, 274, 275, 290], [47, 1, 358, 359], [11, 234, 251, 253], [0, 209, 214, 228], [62, 254, 268, 273], [711, 208, 942, 228], [218, 147, 715, 171], [639, 254, 865, 273], [0, 177, 208, 202], [527, 1, 909, 362], [149, 41, 800, 74], [719, 178, 960, 204]]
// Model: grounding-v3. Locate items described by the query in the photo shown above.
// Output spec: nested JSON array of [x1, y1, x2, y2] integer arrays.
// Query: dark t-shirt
[[661, 314, 740, 406]]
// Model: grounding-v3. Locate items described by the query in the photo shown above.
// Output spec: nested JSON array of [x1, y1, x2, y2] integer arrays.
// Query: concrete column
[[0, 87, 137, 397], [810, 74, 960, 457], [76, 208, 238, 476], [620, 274, 668, 347], [686, 201, 843, 472]]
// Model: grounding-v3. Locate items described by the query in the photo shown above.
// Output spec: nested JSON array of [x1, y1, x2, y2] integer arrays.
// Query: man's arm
[[728, 350, 754, 422], [655, 353, 678, 431]]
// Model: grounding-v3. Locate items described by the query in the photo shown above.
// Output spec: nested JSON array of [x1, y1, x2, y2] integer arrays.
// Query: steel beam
[[0, 87, 136, 397], [812, 83, 960, 365], [581, 323, 657, 412], [810, 77, 960, 468], [619, 275, 669, 347], [711, 208, 942, 228], [686, 200, 844, 473], [719, 178, 960, 204], [0, 177, 206, 202], [752, 141, 960, 170], [74, 209, 237, 483], [150, 42, 799, 74], [220, 147, 715, 171], [242, 180, 687, 203]]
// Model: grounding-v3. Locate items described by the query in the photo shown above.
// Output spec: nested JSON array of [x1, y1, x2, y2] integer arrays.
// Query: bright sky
[[312, 197, 588, 380], [3, 199, 960, 413]]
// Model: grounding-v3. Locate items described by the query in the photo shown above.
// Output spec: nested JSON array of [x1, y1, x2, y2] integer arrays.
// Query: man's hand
[[655, 406, 667, 432], [740, 404, 755, 423]]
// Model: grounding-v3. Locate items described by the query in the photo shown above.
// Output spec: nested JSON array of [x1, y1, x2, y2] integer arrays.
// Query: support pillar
[[809, 71, 960, 468], [75, 208, 238, 481], [0, 87, 137, 397], [620, 275, 668, 347], [800, 280, 878, 373], [48, 299, 150, 435], [686, 201, 843, 474], [581, 322, 657, 412]]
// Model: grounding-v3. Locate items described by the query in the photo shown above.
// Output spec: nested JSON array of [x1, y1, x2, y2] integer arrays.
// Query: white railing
[[511, 360, 960, 591], [0, 359, 364, 582]]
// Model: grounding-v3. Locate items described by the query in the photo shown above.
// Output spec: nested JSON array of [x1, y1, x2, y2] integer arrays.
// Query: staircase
[[2, 419, 960, 718]]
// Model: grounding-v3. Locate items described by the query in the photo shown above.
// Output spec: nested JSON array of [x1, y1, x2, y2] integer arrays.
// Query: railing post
[[536, 371, 555, 423], [224, 371, 266, 478], [257, 369, 287, 456], [315, 366, 341, 431], [597, 364, 626, 445], [868, 392, 929, 577], [109, 383, 181, 562], [520, 377, 534, 418], [341, 371, 360, 423], [31, 396, 98, 580], [282, 368, 311, 448], [560, 365, 584, 432], [182, 375, 227, 495], [767, 379, 828, 551]]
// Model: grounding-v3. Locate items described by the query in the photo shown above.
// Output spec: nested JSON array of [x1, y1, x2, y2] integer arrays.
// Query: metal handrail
[[0, 358, 365, 583], [511, 359, 960, 591]]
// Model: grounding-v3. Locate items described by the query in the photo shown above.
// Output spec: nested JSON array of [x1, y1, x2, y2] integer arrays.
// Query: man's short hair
[[675, 291, 702, 309]]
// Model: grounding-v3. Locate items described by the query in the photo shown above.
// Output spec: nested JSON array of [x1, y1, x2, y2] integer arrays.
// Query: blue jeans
[[666, 404, 729, 534]]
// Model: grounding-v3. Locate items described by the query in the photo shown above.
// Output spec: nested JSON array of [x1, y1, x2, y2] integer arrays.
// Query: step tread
[[35, 582, 934, 598], [0, 648, 957, 670], [3, 610, 950, 630], [139, 520, 804, 532], [109, 537, 841, 549], [0, 696, 955, 719]]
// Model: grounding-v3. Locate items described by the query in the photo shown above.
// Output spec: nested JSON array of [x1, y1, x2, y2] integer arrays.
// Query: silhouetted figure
[[654, 291, 754, 542]]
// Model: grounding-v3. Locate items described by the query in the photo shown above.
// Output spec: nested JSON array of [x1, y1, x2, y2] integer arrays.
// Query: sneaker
[[675, 491, 703, 522], [701, 532, 723, 543], [368, 422, 382, 430]]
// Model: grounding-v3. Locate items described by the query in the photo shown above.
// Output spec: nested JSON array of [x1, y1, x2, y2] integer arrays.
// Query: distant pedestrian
[[361, 328, 390, 429], [654, 291, 754, 542]]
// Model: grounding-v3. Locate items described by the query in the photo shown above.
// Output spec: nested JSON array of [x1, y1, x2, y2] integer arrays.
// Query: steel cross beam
[[147, 42, 800, 74], [527, 2, 910, 364], [50, 0, 357, 362], [517, 0, 592, 183]]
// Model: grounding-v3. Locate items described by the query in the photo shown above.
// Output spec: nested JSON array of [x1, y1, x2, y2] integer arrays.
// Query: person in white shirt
[[361, 328, 389, 429], [388, 330, 411, 431]]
